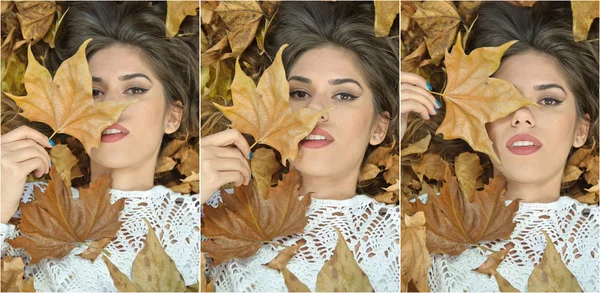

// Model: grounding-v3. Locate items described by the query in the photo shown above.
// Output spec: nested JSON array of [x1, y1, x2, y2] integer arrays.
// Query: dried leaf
[[401, 212, 431, 292], [15, 1, 56, 44], [415, 167, 519, 255], [155, 156, 177, 173], [455, 152, 483, 201], [366, 138, 396, 166], [401, 133, 431, 157], [374, 1, 399, 37], [581, 155, 598, 186], [382, 154, 399, 184], [509, 1, 537, 7], [265, 239, 309, 292], [166, 0, 199, 37], [77, 237, 112, 262], [571, 1, 599, 42], [1, 256, 35, 292], [1, 51, 26, 96], [214, 45, 328, 164], [174, 145, 199, 177], [49, 144, 82, 190], [201, 253, 215, 292], [473, 242, 519, 291], [169, 182, 192, 194], [132, 219, 186, 292], [436, 34, 538, 164], [181, 171, 200, 194], [412, 1, 461, 65], [8, 166, 125, 264], [215, 1, 263, 56], [316, 228, 374, 292], [42, 6, 68, 48], [401, 42, 431, 74], [359, 164, 381, 181], [411, 153, 445, 182], [5, 40, 137, 154], [562, 146, 593, 182], [202, 170, 310, 265], [251, 148, 282, 198], [373, 191, 398, 204], [102, 255, 138, 292], [528, 231, 583, 292]]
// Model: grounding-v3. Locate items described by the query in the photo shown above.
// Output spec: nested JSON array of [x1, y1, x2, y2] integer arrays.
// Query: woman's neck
[[90, 158, 156, 191], [503, 171, 563, 203], [299, 169, 360, 200]]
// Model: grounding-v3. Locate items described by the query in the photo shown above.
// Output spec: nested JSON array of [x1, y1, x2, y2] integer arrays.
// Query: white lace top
[[0, 182, 200, 292], [429, 196, 599, 292], [204, 193, 400, 292]]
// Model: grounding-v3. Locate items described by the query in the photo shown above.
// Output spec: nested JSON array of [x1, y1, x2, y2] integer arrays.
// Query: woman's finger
[[401, 82, 439, 108], [6, 146, 51, 174], [205, 157, 251, 185], [401, 100, 432, 121], [203, 145, 251, 173], [401, 87, 438, 115], [1, 126, 53, 148], [401, 71, 430, 90], [201, 129, 251, 159]]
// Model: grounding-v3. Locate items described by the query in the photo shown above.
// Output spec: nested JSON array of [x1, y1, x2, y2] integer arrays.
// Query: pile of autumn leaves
[[401, 1, 599, 292]]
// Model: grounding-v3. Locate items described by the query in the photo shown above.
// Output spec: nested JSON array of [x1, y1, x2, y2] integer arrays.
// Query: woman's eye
[[539, 97, 562, 106], [92, 89, 103, 97], [334, 92, 358, 101], [290, 90, 310, 100], [126, 87, 148, 95]]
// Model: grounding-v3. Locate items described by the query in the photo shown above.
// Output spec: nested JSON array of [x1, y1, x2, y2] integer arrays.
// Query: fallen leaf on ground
[[1, 256, 35, 292], [166, 1, 199, 37], [215, 1, 263, 57], [528, 231, 583, 292], [562, 146, 593, 182], [571, 1, 599, 42], [202, 170, 310, 265], [265, 239, 309, 292], [214, 45, 328, 164], [374, 1, 399, 37], [5, 39, 137, 154], [8, 166, 125, 264], [382, 154, 400, 184], [201, 253, 215, 292], [401, 211, 430, 292], [155, 156, 177, 173], [181, 171, 200, 194], [411, 153, 445, 182], [455, 152, 483, 201], [580, 155, 598, 186], [316, 228, 374, 292], [415, 167, 519, 255], [174, 145, 199, 177], [435, 34, 537, 164], [251, 148, 282, 198], [15, 1, 56, 44], [49, 144, 83, 190], [412, 1, 461, 65]]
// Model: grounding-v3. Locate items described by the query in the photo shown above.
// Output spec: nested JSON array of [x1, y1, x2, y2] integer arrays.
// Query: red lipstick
[[300, 128, 334, 149], [506, 133, 542, 155], [101, 123, 129, 143]]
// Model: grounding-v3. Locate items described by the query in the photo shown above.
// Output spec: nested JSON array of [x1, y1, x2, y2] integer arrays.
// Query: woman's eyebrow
[[534, 83, 566, 94], [119, 73, 153, 84], [288, 76, 311, 84], [329, 78, 363, 90]]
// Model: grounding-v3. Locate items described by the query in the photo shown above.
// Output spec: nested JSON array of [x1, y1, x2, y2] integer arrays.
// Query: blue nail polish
[[426, 81, 433, 91], [436, 99, 442, 108], [48, 139, 55, 147], [434, 108, 438, 114], [249, 151, 253, 160], [50, 161, 52, 167]]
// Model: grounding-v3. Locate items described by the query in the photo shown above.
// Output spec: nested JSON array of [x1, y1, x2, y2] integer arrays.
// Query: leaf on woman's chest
[[401, 211, 430, 292], [214, 45, 329, 165], [4, 39, 137, 154], [202, 170, 311, 265], [1, 256, 35, 292], [8, 166, 125, 265]]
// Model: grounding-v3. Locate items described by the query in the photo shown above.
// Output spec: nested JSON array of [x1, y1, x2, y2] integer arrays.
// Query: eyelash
[[288, 90, 358, 101], [539, 97, 562, 106], [92, 87, 148, 98]]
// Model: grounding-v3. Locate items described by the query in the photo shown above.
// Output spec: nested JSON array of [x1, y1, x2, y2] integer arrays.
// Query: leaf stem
[[476, 244, 499, 255], [427, 90, 445, 97], [48, 131, 58, 140], [249, 141, 259, 150]]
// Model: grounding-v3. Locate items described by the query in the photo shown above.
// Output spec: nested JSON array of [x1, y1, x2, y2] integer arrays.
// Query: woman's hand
[[401, 72, 440, 140], [201, 129, 252, 204], [1, 126, 53, 224]]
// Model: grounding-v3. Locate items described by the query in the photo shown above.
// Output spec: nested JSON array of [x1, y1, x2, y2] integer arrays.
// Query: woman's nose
[[306, 95, 329, 122], [511, 105, 536, 127]]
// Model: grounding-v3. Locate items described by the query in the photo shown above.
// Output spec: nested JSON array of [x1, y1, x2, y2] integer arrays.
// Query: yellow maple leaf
[[214, 45, 329, 164], [165, 0, 199, 38], [374, 1, 399, 37], [412, 1, 461, 65], [436, 34, 538, 165], [5, 39, 137, 154], [571, 1, 599, 42]]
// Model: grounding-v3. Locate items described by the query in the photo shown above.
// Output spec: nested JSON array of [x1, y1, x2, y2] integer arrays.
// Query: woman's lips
[[506, 133, 542, 156], [300, 127, 334, 149], [101, 123, 129, 143]]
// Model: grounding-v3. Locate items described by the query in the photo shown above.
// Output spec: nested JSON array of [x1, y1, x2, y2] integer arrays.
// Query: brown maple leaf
[[202, 170, 311, 265], [165, 0, 199, 37], [103, 219, 187, 292], [214, 45, 329, 164], [251, 147, 282, 198], [264, 239, 309, 292], [316, 228, 374, 292], [474, 242, 518, 292], [401, 133, 431, 157], [215, 1, 263, 57], [49, 144, 83, 190], [528, 231, 583, 291], [411, 153, 446, 182], [571, 1, 599, 42], [562, 146, 593, 182], [201, 253, 215, 292], [374, 1, 399, 37], [15, 1, 56, 44], [455, 152, 483, 202], [415, 166, 519, 256], [8, 166, 125, 264], [436, 34, 538, 164], [411, 1, 461, 65], [401, 211, 431, 292], [5, 39, 137, 154], [1, 256, 35, 292]]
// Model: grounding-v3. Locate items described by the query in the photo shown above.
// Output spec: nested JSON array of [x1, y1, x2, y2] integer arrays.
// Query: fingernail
[[436, 99, 442, 108], [48, 139, 55, 147], [50, 161, 52, 167], [249, 151, 253, 160], [434, 108, 438, 114], [426, 81, 433, 91]]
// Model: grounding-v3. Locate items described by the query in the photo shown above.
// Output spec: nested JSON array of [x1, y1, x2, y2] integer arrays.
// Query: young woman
[[202, 2, 400, 291], [401, 2, 599, 291], [0, 2, 199, 291]]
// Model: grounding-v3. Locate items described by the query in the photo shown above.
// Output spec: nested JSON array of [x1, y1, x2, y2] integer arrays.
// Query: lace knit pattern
[[0, 182, 200, 292], [429, 196, 599, 292], [205, 193, 400, 292]]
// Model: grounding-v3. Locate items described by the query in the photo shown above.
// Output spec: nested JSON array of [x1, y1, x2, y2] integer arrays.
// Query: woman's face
[[87, 45, 179, 170], [487, 51, 588, 184], [288, 46, 388, 179]]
